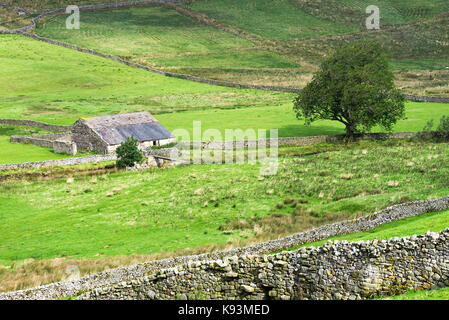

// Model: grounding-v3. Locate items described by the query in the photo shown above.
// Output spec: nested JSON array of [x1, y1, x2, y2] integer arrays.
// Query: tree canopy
[[293, 40, 405, 136]]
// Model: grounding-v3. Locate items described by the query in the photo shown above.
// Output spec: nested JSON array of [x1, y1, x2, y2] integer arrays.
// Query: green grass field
[[381, 287, 449, 300], [1, 139, 448, 266], [0, 34, 447, 129], [0, 136, 76, 165], [37, 7, 253, 57], [0, 126, 92, 164], [1, 139, 449, 292], [0, 34, 289, 124], [0, 136, 70, 164], [191, 0, 449, 35], [0, 1, 448, 297], [35, 6, 305, 87], [284, 209, 449, 250], [338, 0, 449, 24], [156, 101, 449, 140], [32, 3, 449, 93], [188, 0, 358, 40], [2, 33, 449, 164]]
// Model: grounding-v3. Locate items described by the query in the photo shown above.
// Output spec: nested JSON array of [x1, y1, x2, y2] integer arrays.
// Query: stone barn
[[71, 112, 176, 154]]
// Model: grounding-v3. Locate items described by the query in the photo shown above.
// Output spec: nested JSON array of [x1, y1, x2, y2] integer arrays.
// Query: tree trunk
[[345, 124, 355, 138]]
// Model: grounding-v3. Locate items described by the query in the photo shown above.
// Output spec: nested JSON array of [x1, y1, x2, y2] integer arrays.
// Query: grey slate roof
[[81, 112, 174, 145]]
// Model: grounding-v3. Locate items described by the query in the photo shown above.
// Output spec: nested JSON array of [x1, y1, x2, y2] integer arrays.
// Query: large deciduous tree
[[293, 40, 405, 137]]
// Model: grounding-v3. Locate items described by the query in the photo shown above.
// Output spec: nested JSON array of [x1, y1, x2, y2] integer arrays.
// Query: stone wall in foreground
[[1, 195, 448, 300], [80, 229, 449, 300]]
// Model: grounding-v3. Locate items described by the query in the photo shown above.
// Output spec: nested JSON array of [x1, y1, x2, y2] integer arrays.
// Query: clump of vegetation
[[380, 286, 449, 300], [294, 40, 405, 137], [116, 136, 144, 169], [436, 115, 449, 138], [150, 142, 177, 150], [421, 115, 449, 140], [422, 119, 434, 133]]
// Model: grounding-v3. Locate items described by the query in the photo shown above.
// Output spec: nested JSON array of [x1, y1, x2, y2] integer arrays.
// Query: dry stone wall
[[10, 133, 77, 155], [10, 134, 59, 149], [79, 228, 449, 300], [0, 154, 116, 170], [1, 195, 449, 300], [404, 94, 449, 104], [0, 119, 70, 132], [179, 132, 421, 150]]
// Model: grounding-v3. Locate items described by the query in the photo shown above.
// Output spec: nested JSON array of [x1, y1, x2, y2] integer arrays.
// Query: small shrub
[[150, 142, 177, 150], [422, 119, 434, 133], [116, 136, 144, 169], [436, 115, 449, 138]]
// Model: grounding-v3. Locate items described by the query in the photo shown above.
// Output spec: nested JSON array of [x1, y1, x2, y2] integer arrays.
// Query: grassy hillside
[[290, 0, 449, 26], [159, 101, 449, 137], [1, 139, 448, 264], [188, 0, 449, 94], [191, 0, 449, 34], [1, 0, 119, 10], [339, 0, 449, 24], [33, 3, 449, 93], [1, 139, 449, 291], [35, 6, 305, 87], [189, 0, 357, 40], [0, 34, 288, 124], [0, 6, 32, 30], [1, 0, 448, 299], [2, 33, 448, 129], [37, 7, 253, 57], [2, 34, 449, 164]]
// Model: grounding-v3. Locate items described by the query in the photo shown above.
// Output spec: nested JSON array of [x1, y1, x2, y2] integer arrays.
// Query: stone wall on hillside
[[404, 94, 449, 104], [79, 229, 449, 300], [178, 132, 421, 150], [0, 119, 71, 132]]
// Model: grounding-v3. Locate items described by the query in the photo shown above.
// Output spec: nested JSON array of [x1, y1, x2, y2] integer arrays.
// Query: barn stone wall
[[79, 229, 449, 300], [71, 120, 109, 154], [53, 139, 77, 155]]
